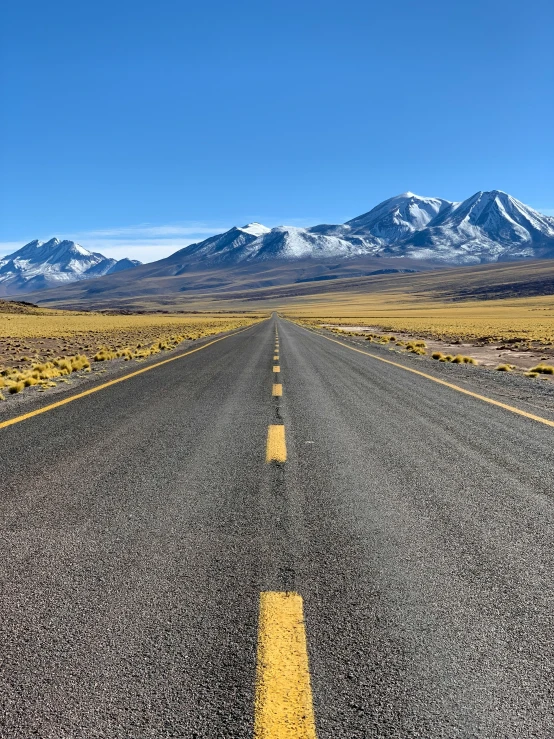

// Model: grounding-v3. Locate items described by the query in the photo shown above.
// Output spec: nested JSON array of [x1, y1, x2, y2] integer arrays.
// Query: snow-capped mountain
[[387, 191, 554, 263], [343, 192, 452, 242], [0, 238, 141, 295], [173, 222, 372, 267], [165, 190, 554, 268]]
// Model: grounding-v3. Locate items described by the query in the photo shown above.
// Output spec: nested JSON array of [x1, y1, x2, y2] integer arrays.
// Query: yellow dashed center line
[[266, 424, 287, 462], [254, 591, 317, 739], [272, 383, 283, 397], [274, 355, 279, 361], [273, 365, 280, 373]]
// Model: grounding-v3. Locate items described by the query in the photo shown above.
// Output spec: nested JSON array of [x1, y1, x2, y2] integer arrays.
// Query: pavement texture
[[1, 316, 553, 737]]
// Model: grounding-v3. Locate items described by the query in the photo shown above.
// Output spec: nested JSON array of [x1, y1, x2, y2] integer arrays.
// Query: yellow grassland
[[0, 310, 263, 397], [281, 292, 554, 343], [0, 310, 261, 339]]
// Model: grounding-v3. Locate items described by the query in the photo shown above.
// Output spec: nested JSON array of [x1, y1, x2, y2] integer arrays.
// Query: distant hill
[[0, 238, 141, 296]]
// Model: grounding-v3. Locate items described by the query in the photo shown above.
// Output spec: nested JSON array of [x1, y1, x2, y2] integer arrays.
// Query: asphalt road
[[1, 315, 553, 737]]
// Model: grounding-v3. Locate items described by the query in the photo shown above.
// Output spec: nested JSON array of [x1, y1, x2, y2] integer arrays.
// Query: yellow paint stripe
[[254, 591, 317, 739], [274, 355, 279, 361], [273, 383, 283, 397], [0, 325, 255, 431], [273, 365, 280, 373], [266, 424, 287, 462], [295, 324, 554, 429]]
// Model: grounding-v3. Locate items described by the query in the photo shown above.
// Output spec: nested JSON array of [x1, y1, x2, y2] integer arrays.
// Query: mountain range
[[174, 190, 554, 267], [0, 238, 141, 296], [3, 190, 554, 299]]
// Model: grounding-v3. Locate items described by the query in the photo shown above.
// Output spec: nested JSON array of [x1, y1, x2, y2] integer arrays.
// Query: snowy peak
[[345, 192, 452, 242], [440, 190, 554, 237], [106, 257, 142, 274], [246, 226, 371, 262], [0, 238, 142, 295], [237, 222, 271, 237], [397, 190, 554, 263]]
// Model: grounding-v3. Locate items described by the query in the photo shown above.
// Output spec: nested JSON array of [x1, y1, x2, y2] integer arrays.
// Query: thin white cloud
[[0, 242, 25, 259], [61, 222, 234, 262], [71, 223, 230, 239], [73, 238, 202, 263]]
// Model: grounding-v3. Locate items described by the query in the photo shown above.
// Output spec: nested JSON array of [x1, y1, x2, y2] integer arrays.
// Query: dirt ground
[[324, 324, 554, 379]]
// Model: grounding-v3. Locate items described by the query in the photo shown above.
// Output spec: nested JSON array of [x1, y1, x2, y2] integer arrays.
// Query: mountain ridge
[[0, 238, 141, 296]]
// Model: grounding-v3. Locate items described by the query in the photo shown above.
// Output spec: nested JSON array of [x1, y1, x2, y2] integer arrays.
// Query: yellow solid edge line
[[273, 365, 280, 373], [272, 383, 283, 397], [254, 591, 317, 739], [291, 321, 554, 429], [0, 324, 256, 431], [266, 424, 287, 462]]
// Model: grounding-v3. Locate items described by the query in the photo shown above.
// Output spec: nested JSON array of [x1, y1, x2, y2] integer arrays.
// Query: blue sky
[[1, 0, 553, 262]]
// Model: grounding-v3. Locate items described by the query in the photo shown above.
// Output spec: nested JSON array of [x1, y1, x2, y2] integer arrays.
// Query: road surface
[[1, 316, 553, 737]]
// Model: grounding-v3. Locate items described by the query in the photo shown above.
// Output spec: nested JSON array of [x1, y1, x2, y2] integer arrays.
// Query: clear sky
[[1, 0, 553, 262]]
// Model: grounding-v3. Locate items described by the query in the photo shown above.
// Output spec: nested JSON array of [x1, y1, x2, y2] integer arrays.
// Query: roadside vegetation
[[0, 303, 263, 399], [289, 309, 554, 381]]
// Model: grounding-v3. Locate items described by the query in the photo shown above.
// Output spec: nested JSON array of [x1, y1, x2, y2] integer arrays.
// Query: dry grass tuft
[[451, 354, 477, 365], [495, 363, 514, 371], [405, 341, 426, 355], [530, 363, 554, 374]]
